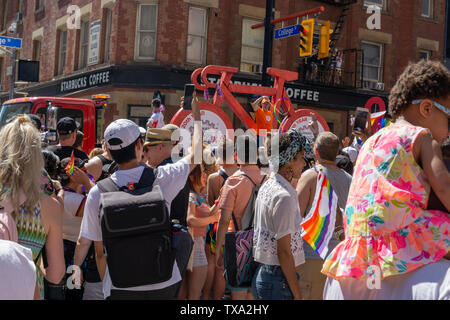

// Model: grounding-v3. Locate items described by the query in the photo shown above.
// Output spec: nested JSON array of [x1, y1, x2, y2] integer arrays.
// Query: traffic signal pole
[[261, 0, 275, 87]]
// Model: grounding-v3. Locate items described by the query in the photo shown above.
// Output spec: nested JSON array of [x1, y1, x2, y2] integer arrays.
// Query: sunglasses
[[413, 99, 450, 117]]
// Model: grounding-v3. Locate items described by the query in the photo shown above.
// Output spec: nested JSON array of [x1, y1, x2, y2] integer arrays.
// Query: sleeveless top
[[15, 203, 47, 299], [188, 191, 211, 237], [322, 123, 450, 280]]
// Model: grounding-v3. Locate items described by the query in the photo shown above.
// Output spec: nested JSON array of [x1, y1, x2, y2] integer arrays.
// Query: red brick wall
[[0, 0, 447, 94]]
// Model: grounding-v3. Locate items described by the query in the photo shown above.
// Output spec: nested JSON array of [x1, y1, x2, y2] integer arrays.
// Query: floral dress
[[322, 123, 449, 280]]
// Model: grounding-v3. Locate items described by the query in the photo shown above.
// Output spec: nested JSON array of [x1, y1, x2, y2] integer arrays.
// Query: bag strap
[[247, 175, 266, 229], [97, 167, 157, 193], [218, 169, 229, 187]]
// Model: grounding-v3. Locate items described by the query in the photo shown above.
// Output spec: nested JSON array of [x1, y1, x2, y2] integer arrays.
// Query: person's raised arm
[[418, 134, 450, 211], [182, 92, 202, 173], [250, 96, 264, 113]]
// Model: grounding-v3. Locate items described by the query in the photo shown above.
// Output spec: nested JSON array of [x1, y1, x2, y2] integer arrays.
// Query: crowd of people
[[0, 59, 448, 300]]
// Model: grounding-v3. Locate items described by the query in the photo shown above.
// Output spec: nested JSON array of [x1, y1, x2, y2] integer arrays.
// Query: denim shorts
[[251, 264, 300, 300]]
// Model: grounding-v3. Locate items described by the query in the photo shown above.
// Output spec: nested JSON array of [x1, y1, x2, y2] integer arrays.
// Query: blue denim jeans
[[251, 264, 300, 300]]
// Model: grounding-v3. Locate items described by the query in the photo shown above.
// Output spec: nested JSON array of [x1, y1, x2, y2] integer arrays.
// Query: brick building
[[0, 0, 446, 142]]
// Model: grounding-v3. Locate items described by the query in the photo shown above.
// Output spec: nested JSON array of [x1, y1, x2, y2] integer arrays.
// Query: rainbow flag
[[301, 172, 338, 259], [65, 151, 75, 176], [370, 111, 391, 133]]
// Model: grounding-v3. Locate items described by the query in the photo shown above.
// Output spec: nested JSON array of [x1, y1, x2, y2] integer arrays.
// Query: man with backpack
[[215, 135, 267, 300], [75, 95, 202, 300]]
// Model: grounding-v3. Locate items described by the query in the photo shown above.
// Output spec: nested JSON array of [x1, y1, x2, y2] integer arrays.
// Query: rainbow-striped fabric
[[301, 171, 338, 259], [65, 151, 75, 175]]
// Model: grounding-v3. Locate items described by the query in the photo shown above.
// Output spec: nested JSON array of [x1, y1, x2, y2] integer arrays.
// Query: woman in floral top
[[322, 60, 450, 300]]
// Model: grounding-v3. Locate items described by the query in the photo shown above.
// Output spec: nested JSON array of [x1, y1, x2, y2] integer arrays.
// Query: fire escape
[[298, 0, 362, 88]]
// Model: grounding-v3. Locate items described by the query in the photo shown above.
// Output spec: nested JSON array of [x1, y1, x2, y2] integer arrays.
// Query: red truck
[[0, 95, 109, 154]]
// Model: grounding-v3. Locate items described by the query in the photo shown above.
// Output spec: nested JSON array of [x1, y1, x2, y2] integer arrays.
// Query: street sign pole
[[9, 27, 18, 100], [262, 0, 275, 87]]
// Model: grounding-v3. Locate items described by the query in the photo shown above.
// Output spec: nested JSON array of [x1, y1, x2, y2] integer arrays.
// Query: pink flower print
[[393, 178, 414, 194], [398, 136, 413, 152], [411, 250, 431, 262], [392, 231, 407, 250], [379, 137, 399, 155]]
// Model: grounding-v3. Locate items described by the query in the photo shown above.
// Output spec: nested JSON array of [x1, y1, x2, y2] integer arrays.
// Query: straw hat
[[144, 128, 177, 146]]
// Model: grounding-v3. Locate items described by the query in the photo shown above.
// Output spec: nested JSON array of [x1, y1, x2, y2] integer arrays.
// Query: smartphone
[[183, 84, 196, 110], [353, 107, 369, 134]]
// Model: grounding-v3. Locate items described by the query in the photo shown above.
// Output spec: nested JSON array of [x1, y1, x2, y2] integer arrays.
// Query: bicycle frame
[[191, 65, 298, 131]]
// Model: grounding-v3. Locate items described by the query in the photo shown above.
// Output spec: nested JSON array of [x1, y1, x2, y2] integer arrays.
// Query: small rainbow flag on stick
[[65, 151, 75, 176], [301, 171, 338, 259]]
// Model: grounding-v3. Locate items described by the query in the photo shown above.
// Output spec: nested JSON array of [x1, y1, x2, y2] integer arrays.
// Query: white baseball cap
[[342, 146, 358, 163], [104, 119, 141, 151]]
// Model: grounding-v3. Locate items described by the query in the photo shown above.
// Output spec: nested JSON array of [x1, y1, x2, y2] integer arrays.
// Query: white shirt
[[79, 160, 190, 299], [0, 240, 36, 300], [63, 191, 85, 243], [147, 112, 165, 129], [253, 172, 305, 267], [323, 260, 450, 300]]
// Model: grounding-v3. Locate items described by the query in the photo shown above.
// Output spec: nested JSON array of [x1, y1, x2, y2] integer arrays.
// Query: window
[[1, 0, 8, 31], [128, 105, 152, 128], [33, 39, 41, 61], [136, 4, 158, 59], [421, 0, 433, 18], [361, 41, 383, 88], [240, 18, 264, 73], [35, 0, 44, 12], [364, 0, 385, 9], [187, 7, 208, 65], [57, 29, 67, 75], [103, 8, 113, 63], [78, 20, 90, 69], [419, 50, 431, 61]]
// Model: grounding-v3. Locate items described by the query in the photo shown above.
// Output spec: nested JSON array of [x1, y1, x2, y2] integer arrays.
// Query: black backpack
[[97, 167, 176, 288]]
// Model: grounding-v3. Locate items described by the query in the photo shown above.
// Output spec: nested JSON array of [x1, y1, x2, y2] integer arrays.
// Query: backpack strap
[[218, 169, 229, 187], [97, 167, 157, 193], [97, 177, 121, 193]]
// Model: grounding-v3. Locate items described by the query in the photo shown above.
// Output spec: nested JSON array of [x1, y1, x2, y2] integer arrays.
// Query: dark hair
[[235, 135, 257, 164], [152, 99, 161, 109], [188, 164, 203, 192], [109, 137, 142, 164], [389, 60, 450, 118], [336, 152, 354, 176], [27, 114, 42, 130], [42, 150, 60, 180], [73, 130, 84, 149], [59, 157, 82, 186], [217, 137, 235, 165]]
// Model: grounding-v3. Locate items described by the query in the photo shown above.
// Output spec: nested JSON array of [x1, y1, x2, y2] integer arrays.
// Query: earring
[[284, 167, 294, 182]]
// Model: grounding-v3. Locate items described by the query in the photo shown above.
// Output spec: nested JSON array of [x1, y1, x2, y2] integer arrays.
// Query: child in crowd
[[322, 60, 450, 300], [179, 164, 221, 300], [146, 98, 165, 129]]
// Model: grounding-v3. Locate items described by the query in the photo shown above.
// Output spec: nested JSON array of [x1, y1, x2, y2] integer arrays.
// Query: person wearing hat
[[251, 96, 273, 137], [146, 98, 165, 129], [75, 93, 202, 300], [46, 117, 89, 162]]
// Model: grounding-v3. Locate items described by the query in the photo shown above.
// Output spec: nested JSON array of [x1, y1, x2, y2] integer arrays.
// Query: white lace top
[[253, 172, 305, 267]]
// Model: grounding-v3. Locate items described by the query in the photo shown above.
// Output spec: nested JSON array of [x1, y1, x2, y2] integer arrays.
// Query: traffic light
[[318, 21, 333, 59], [299, 18, 314, 57]]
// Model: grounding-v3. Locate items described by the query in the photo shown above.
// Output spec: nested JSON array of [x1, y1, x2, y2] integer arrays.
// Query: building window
[[33, 39, 41, 61], [421, 0, 433, 18], [57, 29, 67, 75], [187, 7, 208, 65], [35, 0, 44, 12], [361, 41, 384, 89], [240, 18, 264, 73], [364, 0, 385, 9], [104, 8, 113, 63], [419, 50, 431, 61], [136, 4, 158, 59], [1, 0, 9, 31], [78, 20, 90, 70]]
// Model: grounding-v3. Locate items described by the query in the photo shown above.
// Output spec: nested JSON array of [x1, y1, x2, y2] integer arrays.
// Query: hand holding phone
[[352, 107, 369, 134]]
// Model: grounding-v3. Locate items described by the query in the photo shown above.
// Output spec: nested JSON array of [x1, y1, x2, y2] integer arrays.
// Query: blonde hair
[[0, 115, 44, 215], [89, 147, 104, 159]]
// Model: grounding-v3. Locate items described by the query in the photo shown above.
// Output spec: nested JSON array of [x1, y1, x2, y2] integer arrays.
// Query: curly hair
[[389, 60, 450, 118]]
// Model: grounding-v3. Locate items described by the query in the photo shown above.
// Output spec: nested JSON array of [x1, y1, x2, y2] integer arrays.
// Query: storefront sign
[[60, 70, 111, 94], [279, 109, 330, 141], [170, 105, 233, 149], [88, 20, 102, 66]]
